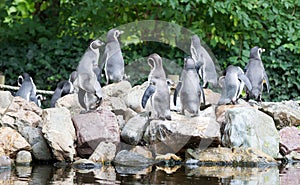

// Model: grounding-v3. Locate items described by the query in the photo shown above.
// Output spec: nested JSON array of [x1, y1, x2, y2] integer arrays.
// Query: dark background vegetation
[[0, 0, 299, 105]]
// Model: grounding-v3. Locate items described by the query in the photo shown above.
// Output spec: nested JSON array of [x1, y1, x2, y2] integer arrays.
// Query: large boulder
[[42, 108, 76, 161], [102, 80, 132, 99], [55, 94, 82, 116], [125, 82, 150, 113], [1, 96, 43, 129], [260, 101, 300, 129], [89, 142, 117, 163], [0, 91, 13, 116], [114, 150, 154, 166], [145, 112, 220, 155], [18, 126, 52, 161], [222, 107, 280, 158], [121, 112, 149, 145], [72, 109, 120, 158], [0, 127, 31, 158], [279, 126, 300, 155]]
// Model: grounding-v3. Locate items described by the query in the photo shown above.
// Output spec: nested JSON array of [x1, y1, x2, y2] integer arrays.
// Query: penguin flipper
[[141, 85, 156, 109], [238, 74, 252, 91], [173, 81, 182, 106], [263, 71, 270, 93], [199, 82, 206, 105]]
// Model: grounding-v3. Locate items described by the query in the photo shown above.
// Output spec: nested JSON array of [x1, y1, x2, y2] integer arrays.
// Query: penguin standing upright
[[245, 46, 270, 101], [218, 65, 252, 105], [15, 72, 39, 105], [190, 35, 218, 87], [173, 57, 205, 116], [101, 28, 125, 84], [141, 53, 171, 120], [73, 39, 104, 112]]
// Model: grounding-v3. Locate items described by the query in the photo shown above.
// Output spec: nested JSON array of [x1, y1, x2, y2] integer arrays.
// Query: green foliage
[[0, 0, 299, 105]]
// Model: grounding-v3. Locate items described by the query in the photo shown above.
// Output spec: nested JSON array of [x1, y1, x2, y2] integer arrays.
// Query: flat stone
[[279, 126, 300, 155]]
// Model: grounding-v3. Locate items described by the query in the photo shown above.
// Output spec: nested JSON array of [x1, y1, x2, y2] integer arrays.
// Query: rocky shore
[[0, 80, 300, 169]]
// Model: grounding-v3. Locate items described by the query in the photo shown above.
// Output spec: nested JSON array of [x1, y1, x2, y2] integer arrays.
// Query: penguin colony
[[13, 29, 270, 118]]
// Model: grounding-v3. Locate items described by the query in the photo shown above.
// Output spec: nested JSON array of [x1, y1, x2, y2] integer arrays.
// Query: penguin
[[245, 46, 270, 101], [15, 72, 39, 105], [190, 35, 218, 87], [218, 65, 252, 105], [100, 28, 125, 84], [141, 54, 171, 120], [73, 40, 104, 112], [173, 56, 205, 116]]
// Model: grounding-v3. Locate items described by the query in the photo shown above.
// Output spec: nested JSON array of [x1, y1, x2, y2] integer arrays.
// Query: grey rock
[[114, 150, 155, 166], [42, 107, 76, 161], [279, 126, 300, 155], [72, 109, 120, 157], [102, 96, 127, 111], [56, 94, 82, 116], [121, 112, 149, 145], [0, 156, 11, 167], [0, 91, 13, 116], [222, 107, 280, 158], [115, 165, 152, 175], [260, 101, 300, 129], [73, 159, 100, 170], [18, 126, 52, 160], [16, 150, 32, 164], [89, 142, 117, 162]]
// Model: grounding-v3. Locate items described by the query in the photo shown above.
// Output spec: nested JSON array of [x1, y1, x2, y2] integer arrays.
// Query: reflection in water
[[0, 163, 299, 184]]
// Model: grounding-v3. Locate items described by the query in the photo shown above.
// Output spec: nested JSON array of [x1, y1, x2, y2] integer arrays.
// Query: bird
[[100, 28, 125, 84], [141, 53, 171, 120], [190, 35, 218, 87], [173, 56, 205, 116], [15, 72, 39, 105], [73, 40, 104, 112], [245, 46, 270, 101], [218, 65, 252, 105]]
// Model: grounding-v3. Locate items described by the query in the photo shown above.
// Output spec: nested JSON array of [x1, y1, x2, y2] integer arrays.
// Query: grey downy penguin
[[101, 28, 125, 84], [73, 40, 104, 112], [141, 54, 171, 120], [218, 65, 252, 105], [50, 71, 78, 107], [15, 72, 39, 105], [190, 35, 218, 87], [245, 46, 270, 101], [173, 56, 205, 116]]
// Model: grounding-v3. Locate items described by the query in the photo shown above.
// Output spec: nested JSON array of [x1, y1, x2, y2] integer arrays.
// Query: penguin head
[[250, 46, 265, 60], [107, 29, 124, 42], [183, 56, 196, 70], [90, 39, 104, 49], [148, 53, 162, 69]]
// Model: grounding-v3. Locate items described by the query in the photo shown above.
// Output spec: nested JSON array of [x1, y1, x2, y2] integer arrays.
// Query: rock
[[16, 150, 32, 164], [130, 146, 154, 159], [42, 108, 76, 161], [121, 112, 149, 145], [55, 94, 82, 116], [0, 91, 13, 115], [114, 150, 155, 166], [124, 108, 137, 123], [1, 96, 43, 128], [125, 82, 150, 112], [280, 163, 300, 185], [279, 126, 300, 155], [187, 147, 277, 165], [16, 165, 32, 178], [260, 102, 300, 129], [285, 151, 300, 162], [155, 153, 182, 162], [102, 96, 127, 111], [145, 112, 220, 155], [18, 126, 52, 160], [89, 142, 117, 163], [0, 127, 31, 158], [204, 89, 221, 105], [0, 156, 11, 167], [93, 166, 117, 184], [222, 107, 280, 158], [73, 159, 100, 169], [115, 165, 152, 175], [215, 104, 253, 124], [102, 80, 132, 98], [72, 109, 120, 158]]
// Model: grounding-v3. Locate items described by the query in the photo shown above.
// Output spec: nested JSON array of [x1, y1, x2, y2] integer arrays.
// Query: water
[[1, 162, 299, 184]]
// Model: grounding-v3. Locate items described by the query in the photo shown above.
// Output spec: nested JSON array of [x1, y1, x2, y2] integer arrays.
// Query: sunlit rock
[[114, 150, 155, 166], [102, 80, 132, 99], [145, 112, 220, 155], [55, 94, 82, 116], [16, 150, 32, 165], [121, 112, 149, 145], [42, 107, 76, 161], [222, 107, 280, 158], [1, 96, 43, 129], [0, 127, 31, 158], [279, 126, 300, 155], [72, 109, 120, 158], [89, 142, 117, 163], [0, 91, 13, 116], [125, 81, 150, 113], [204, 89, 221, 105], [260, 101, 300, 129]]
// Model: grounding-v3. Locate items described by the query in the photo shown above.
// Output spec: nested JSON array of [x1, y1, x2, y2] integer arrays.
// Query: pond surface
[[0, 162, 299, 184]]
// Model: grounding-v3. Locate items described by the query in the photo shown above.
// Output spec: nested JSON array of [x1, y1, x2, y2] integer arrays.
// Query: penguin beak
[[119, 30, 124, 34], [261, 48, 265, 52]]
